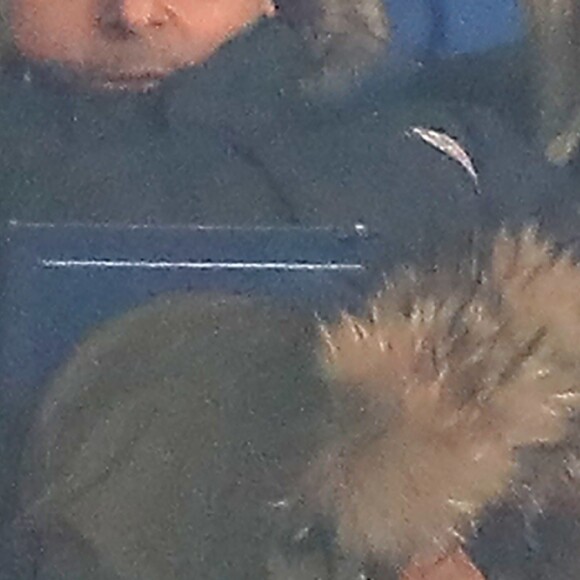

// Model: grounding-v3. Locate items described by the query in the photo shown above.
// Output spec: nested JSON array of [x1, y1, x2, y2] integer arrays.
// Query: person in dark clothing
[[14, 228, 580, 580], [2, 1, 580, 579], [0, 0, 568, 245]]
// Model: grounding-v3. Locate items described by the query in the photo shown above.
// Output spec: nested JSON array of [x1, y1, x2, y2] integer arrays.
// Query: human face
[[10, 0, 276, 90]]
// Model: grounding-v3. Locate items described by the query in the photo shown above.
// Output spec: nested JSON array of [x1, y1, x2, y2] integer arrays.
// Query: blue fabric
[[385, 0, 433, 64], [0, 222, 381, 390], [386, 0, 525, 61]]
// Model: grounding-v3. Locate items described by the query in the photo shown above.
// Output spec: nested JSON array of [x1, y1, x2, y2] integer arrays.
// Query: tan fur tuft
[[309, 227, 580, 566], [493, 225, 580, 362]]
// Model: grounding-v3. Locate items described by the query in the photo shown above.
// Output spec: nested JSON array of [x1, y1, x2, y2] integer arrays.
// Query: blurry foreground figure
[[17, 295, 329, 579], [14, 226, 580, 579]]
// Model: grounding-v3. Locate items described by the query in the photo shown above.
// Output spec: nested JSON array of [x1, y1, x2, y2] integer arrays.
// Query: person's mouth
[[92, 71, 169, 92]]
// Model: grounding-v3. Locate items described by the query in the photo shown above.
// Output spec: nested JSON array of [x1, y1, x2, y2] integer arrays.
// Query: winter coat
[[3, 14, 580, 580], [0, 19, 570, 259]]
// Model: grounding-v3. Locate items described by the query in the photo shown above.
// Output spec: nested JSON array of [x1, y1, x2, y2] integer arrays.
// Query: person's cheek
[[179, 0, 272, 53], [12, 0, 92, 64]]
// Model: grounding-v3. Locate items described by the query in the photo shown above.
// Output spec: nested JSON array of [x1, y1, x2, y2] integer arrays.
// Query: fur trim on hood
[[278, 0, 390, 95], [306, 226, 580, 567]]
